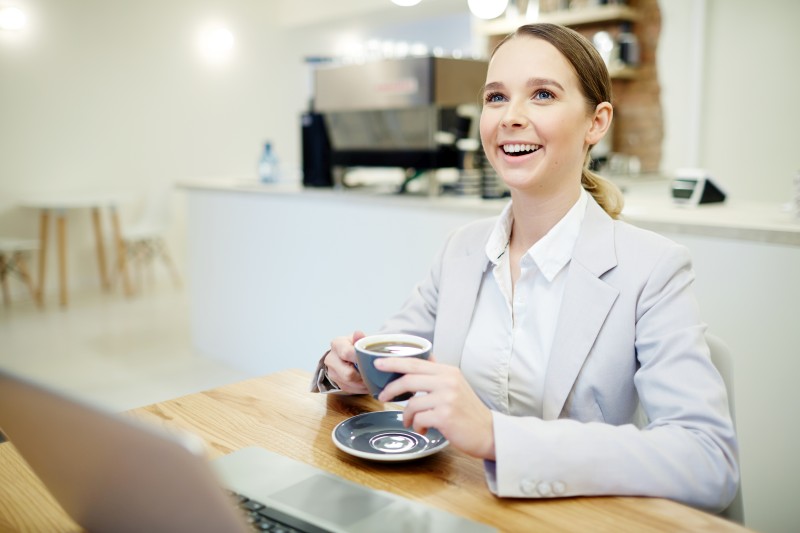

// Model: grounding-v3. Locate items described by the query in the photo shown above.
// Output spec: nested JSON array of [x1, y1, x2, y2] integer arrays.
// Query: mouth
[[501, 143, 542, 157]]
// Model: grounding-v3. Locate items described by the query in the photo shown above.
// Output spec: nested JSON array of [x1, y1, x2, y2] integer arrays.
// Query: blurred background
[[1, 1, 799, 531]]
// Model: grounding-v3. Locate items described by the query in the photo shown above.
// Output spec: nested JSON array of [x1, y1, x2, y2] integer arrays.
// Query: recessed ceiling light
[[0, 6, 27, 31], [468, 0, 509, 20], [197, 25, 234, 63]]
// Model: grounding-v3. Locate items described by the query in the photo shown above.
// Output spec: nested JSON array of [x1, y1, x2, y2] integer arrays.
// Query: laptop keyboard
[[231, 491, 325, 533]]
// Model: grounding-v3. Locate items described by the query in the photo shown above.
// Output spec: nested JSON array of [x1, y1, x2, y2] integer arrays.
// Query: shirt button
[[552, 481, 566, 495], [520, 479, 537, 495], [537, 482, 553, 496]]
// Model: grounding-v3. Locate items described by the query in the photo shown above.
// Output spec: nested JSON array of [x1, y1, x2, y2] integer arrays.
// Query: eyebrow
[[482, 78, 565, 93]]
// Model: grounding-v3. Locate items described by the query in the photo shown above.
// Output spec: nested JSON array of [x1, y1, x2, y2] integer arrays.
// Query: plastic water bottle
[[258, 142, 280, 183], [793, 170, 800, 217]]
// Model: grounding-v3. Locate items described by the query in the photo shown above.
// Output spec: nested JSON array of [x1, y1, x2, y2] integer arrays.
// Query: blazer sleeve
[[377, 231, 452, 340], [487, 243, 740, 512]]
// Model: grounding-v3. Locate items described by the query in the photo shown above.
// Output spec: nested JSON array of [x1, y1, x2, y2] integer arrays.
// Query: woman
[[312, 23, 738, 511]]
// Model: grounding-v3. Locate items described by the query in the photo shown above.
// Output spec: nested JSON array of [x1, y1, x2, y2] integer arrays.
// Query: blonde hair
[[492, 23, 624, 219]]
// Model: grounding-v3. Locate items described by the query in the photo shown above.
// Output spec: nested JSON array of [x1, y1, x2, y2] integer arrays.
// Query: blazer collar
[[571, 195, 618, 277]]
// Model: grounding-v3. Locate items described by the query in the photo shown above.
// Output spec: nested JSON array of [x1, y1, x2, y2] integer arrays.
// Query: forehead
[[486, 36, 577, 87]]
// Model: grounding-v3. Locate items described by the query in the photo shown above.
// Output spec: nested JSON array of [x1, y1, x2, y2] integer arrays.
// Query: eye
[[484, 91, 506, 104], [533, 89, 555, 101]]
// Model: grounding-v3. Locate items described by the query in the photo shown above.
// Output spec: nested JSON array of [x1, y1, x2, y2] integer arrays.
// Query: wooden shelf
[[480, 5, 640, 80], [609, 66, 637, 80], [480, 5, 639, 37]]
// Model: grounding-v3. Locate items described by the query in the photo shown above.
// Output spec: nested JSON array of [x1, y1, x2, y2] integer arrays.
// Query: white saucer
[[331, 411, 448, 462]]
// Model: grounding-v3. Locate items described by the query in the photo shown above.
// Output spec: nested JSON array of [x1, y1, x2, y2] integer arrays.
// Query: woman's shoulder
[[610, 216, 692, 271], [612, 216, 685, 252], [581, 196, 688, 267], [445, 215, 498, 249]]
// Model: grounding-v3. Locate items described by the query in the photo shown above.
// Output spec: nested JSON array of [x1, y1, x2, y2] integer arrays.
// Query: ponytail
[[581, 156, 624, 219]]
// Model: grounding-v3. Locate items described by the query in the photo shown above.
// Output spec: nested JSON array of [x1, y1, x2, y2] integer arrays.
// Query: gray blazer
[[379, 196, 739, 511]]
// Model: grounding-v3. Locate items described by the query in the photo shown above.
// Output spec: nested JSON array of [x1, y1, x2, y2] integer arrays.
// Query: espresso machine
[[301, 56, 488, 192]]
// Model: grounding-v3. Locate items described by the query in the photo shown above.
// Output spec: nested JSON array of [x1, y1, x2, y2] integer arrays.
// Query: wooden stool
[[0, 238, 39, 307]]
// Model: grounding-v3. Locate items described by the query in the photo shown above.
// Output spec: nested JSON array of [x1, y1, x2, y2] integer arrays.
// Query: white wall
[[0, 0, 295, 296], [0, 0, 469, 299], [658, 0, 800, 203]]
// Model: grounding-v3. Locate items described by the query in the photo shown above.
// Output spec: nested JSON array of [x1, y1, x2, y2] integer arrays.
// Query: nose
[[500, 100, 529, 129]]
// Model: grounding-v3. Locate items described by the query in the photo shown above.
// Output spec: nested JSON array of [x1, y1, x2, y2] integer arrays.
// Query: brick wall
[[572, 0, 663, 173]]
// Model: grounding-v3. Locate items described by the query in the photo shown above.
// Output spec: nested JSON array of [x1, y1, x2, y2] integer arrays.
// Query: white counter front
[[181, 177, 800, 375]]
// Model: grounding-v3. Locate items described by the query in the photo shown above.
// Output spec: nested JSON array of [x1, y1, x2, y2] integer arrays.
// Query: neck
[[509, 184, 582, 251]]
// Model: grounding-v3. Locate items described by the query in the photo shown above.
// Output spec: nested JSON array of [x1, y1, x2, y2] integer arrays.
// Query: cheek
[[479, 111, 496, 145]]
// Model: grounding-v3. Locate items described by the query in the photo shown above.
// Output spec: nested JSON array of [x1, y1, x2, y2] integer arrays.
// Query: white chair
[[116, 183, 181, 294], [0, 238, 39, 307], [706, 333, 745, 524]]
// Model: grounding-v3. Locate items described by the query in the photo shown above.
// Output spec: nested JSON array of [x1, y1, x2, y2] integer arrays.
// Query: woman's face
[[479, 36, 608, 196]]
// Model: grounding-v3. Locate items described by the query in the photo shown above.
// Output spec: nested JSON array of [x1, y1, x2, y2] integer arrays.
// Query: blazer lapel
[[542, 198, 619, 420], [435, 255, 486, 366], [434, 225, 493, 367]]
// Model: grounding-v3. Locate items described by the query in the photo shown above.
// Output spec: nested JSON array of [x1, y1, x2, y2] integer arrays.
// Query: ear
[[585, 102, 613, 146]]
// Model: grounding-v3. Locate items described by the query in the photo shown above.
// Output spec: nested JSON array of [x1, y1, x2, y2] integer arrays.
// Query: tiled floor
[[0, 285, 248, 412]]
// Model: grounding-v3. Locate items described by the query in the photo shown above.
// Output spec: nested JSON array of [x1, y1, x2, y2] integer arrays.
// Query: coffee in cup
[[354, 333, 432, 401]]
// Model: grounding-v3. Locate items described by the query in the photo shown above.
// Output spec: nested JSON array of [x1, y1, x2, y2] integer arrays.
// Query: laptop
[[0, 368, 495, 533]]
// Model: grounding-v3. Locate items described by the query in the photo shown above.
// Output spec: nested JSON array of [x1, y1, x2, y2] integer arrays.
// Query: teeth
[[503, 144, 539, 154]]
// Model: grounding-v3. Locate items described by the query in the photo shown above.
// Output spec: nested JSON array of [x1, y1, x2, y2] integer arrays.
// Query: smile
[[502, 144, 541, 156]]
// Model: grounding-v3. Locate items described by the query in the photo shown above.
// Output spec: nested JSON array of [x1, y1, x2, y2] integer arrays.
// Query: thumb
[[352, 330, 366, 344]]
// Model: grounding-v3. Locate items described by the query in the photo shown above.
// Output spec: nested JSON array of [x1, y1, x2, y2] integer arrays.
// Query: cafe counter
[[179, 176, 799, 375]]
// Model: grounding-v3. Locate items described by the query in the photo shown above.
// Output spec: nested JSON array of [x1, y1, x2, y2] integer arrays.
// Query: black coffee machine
[[301, 56, 488, 190], [301, 111, 332, 187]]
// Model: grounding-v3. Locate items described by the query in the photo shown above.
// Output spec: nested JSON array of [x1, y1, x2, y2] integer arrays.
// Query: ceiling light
[[391, 0, 422, 5], [0, 6, 27, 31], [468, 0, 509, 20], [197, 25, 234, 63]]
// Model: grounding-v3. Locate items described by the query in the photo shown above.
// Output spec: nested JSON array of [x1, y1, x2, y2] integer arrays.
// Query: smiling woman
[[314, 22, 739, 514]]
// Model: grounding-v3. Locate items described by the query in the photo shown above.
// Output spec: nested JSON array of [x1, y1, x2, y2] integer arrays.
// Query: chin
[[498, 169, 539, 189]]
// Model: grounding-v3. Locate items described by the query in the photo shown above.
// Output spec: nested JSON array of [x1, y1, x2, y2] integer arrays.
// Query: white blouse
[[460, 190, 588, 417]]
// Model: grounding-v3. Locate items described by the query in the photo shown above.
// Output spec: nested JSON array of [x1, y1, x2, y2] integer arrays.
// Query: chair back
[[706, 333, 744, 524], [132, 182, 173, 234], [122, 182, 173, 237]]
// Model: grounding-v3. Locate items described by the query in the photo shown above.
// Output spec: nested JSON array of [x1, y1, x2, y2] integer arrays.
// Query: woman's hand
[[375, 357, 496, 460], [323, 331, 369, 394]]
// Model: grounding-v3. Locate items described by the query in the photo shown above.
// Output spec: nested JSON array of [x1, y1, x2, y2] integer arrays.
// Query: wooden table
[[21, 193, 133, 307], [0, 369, 752, 532]]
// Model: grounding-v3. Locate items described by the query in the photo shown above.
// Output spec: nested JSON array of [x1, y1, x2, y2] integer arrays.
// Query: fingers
[[375, 358, 429, 402], [373, 355, 435, 375], [397, 381, 497, 460], [404, 402, 438, 435], [326, 334, 369, 394], [377, 368, 443, 403], [330, 335, 358, 364]]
